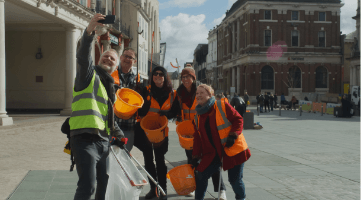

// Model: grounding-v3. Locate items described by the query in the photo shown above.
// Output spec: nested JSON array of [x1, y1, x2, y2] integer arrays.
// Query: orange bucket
[[114, 88, 144, 120], [166, 164, 196, 195], [140, 115, 168, 143], [176, 120, 195, 150]]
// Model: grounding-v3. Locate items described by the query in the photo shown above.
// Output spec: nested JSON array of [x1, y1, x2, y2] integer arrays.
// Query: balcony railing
[[113, 19, 130, 37]]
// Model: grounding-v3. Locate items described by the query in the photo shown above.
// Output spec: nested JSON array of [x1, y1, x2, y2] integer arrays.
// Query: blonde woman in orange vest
[[192, 84, 251, 200], [171, 67, 227, 198], [133, 66, 178, 200]]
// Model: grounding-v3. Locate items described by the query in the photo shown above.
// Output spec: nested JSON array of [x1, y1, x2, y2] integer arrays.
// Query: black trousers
[[264, 101, 270, 112], [134, 122, 168, 191], [185, 149, 226, 192]]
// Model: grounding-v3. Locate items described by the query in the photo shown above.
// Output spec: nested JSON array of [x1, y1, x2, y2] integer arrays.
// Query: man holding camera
[[69, 13, 125, 200]]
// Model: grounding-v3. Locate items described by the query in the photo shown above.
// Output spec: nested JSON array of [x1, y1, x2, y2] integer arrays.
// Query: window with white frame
[[318, 31, 325, 47], [265, 30, 271, 46], [291, 30, 299, 47], [319, 12, 326, 21], [291, 11, 299, 20], [145, 22, 148, 41], [265, 10, 271, 20]]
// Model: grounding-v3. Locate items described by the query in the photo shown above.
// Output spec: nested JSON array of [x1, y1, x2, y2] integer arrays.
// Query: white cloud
[[160, 0, 207, 9], [340, 0, 358, 35], [212, 14, 226, 26], [160, 13, 209, 72]]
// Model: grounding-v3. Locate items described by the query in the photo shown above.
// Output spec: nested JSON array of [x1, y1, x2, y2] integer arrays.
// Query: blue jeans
[[260, 106, 263, 112], [195, 161, 246, 200], [71, 134, 110, 200]]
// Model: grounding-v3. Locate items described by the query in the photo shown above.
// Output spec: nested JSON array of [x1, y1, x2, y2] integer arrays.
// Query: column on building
[[232, 23, 235, 53], [237, 66, 241, 95], [101, 40, 111, 52], [232, 67, 236, 94], [0, 0, 13, 125], [352, 65, 357, 87], [60, 27, 78, 116], [116, 0, 120, 21]]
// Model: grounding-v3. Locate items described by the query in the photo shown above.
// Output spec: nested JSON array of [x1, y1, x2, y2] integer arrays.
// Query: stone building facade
[[216, 0, 344, 101]]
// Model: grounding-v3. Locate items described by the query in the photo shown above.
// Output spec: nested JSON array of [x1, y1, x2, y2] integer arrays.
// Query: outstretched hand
[[87, 13, 105, 35]]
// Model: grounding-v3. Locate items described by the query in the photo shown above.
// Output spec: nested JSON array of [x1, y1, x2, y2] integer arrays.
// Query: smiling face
[[153, 70, 165, 88], [181, 74, 194, 89], [196, 86, 211, 106], [120, 50, 137, 71], [99, 51, 118, 74]]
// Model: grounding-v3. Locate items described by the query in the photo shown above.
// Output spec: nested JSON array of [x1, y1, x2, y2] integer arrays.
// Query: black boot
[[145, 188, 157, 199]]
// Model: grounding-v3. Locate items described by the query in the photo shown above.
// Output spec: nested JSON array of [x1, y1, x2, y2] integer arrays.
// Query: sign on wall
[[109, 33, 118, 45]]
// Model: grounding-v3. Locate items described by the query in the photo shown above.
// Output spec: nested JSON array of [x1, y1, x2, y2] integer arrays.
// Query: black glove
[[191, 158, 200, 168], [111, 136, 127, 149], [158, 110, 168, 117], [176, 116, 182, 122], [225, 133, 238, 148]]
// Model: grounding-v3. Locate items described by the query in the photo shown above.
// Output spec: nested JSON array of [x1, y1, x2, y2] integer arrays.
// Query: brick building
[[216, 0, 344, 101]]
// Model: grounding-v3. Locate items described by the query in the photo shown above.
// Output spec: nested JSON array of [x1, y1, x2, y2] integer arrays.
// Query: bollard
[[279, 104, 281, 116], [257, 104, 260, 116], [321, 104, 323, 116], [300, 105, 302, 116]]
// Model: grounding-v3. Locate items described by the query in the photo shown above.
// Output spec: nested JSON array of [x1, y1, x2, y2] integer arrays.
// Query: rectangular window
[[265, 30, 271, 46], [292, 11, 299, 20], [292, 30, 298, 47], [319, 12, 326, 21], [318, 31, 325, 47], [265, 10, 271, 20]]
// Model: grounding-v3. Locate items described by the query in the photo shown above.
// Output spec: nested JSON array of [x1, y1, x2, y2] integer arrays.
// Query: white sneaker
[[186, 191, 195, 197], [219, 190, 227, 200]]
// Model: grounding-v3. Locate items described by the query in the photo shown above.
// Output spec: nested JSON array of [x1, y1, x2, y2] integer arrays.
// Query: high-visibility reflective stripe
[[220, 137, 228, 144], [71, 109, 108, 122], [183, 109, 196, 113], [72, 76, 107, 105], [216, 100, 232, 130]]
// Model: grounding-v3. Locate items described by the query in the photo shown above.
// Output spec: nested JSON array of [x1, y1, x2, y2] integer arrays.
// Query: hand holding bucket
[[114, 88, 144, 120]]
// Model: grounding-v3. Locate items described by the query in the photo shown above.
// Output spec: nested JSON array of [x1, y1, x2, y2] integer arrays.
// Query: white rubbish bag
[[105, 145, 148, 200]]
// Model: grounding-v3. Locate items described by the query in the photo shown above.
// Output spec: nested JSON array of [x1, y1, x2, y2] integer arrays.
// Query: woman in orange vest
[[192, 84, 251, 200], [172, 67, 227, 198], [133, 66, 178, 200]]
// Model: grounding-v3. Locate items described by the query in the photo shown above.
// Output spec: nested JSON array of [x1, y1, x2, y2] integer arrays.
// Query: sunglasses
[[153, 72, 164, 77]]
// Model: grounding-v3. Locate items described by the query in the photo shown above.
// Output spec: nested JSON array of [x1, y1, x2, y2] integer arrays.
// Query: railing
[[113, 19, 130, 37]]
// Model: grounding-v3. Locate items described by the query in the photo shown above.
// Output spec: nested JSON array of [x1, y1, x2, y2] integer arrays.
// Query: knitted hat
[[181, 67, 196, 80]]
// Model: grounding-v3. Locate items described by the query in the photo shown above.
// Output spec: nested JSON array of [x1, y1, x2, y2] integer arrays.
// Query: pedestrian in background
[[231, 93, 247, 117], [274, 93, 278, 107], [264, 92, 270, 112], [290, 96, 298, 110], [243, 92, 249, 108], [258, 93, 265, 113], [192, 84, 251, 200], [70, 13, 125, 200], [269, 94, 274, 111], [281, 93, 286, 105]]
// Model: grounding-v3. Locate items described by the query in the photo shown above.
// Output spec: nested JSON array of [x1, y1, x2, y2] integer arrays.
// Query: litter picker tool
[[123, 147, 166, 196]]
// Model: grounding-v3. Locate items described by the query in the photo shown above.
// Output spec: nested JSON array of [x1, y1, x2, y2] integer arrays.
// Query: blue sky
[[158, 0, 358, 72]]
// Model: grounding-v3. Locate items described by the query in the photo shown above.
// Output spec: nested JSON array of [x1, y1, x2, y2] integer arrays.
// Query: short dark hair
[[122, 47, 137, 57]]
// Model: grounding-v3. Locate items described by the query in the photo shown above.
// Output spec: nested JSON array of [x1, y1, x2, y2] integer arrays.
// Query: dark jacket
[[258, 95, 265, 106], [70, 29, 123, 141], [113, 66, 143, 91], [243, 94, 249, 102]]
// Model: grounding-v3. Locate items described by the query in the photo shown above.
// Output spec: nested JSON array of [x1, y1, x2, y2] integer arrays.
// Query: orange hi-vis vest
[[179, 97, 197, 121], [111, 69, 140, 86], [194, 98, 248, 157]]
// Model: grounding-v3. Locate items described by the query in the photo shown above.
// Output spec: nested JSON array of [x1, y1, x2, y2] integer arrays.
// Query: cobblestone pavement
[[1, 107, 360, 200]]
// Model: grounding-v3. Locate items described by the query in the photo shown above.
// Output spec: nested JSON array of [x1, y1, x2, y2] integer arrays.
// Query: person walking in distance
[[231, 93, 247, 117], [258, 93, 265, 113], [264, 92, 270, 112], [69, 13, 125, 200], [269, 93, 274, 111], [243, 92, 249, 108]]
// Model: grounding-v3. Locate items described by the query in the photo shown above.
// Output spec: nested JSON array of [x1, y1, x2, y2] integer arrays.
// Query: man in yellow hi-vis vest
[[69, 13, 125, 200]]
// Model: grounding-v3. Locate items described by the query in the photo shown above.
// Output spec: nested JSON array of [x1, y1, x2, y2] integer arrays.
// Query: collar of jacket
[[195, 96, 216, 115]]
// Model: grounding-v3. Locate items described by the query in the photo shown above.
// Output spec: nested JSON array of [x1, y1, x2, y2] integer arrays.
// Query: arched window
[[289, 66, 301, 88], [261, 65, 274, 89], [315, 66, 328, 88]]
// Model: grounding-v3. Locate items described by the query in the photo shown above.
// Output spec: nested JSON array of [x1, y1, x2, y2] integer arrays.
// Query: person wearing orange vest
[[110, 47, 142, 152], [192, 84, 251, 200], [133, 66, 179, 200], [171, 67, 227, 199]]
